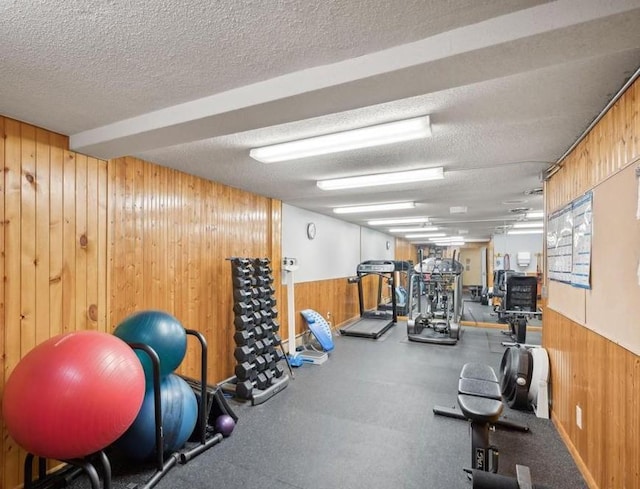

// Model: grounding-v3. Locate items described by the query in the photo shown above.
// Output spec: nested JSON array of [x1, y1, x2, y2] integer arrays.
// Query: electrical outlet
[[576, 405, 583, 429]]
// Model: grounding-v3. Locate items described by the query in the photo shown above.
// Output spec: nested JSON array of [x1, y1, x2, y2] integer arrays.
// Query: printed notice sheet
[[570, 192, 592, 289]]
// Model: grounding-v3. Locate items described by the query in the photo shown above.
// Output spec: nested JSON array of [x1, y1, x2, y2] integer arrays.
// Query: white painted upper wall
[[492, 233, 543, 273], [360, 226, 395, 262], [282, 204, 396, 283], [282, 204, 360, 283]]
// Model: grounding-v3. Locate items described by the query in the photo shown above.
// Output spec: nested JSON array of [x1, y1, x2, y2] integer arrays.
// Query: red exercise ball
[[2, 331, 145, 460]]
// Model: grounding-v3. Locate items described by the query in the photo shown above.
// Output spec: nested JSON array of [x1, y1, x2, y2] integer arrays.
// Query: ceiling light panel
[[507, 229, 544, 235], [513, 221, 544, 228], [333, 201, 415, 214], [250, 116, 431, 163], [526, 211, 544, 219], [388, 226, 438, 233], [405, 232, 446, 238], [317, 167, 443, 191], [368, 217, 429, 226]]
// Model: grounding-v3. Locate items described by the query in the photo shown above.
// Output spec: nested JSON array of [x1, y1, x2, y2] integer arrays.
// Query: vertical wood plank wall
[[544, 80, 640, 488], [0, 117, 108, 489], [107, 156, 283, 384]]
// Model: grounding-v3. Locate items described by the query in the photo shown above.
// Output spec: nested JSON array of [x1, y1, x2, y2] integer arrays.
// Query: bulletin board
[[550, 163, 640, 354], [584, 163, 640, 355]]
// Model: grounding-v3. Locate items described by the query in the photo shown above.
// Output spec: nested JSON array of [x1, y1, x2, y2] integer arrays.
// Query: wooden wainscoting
[[107, 156, 282, 385], [287, 278, 361, 337], [1, 116, 109, 489], [395, 239, 416, 263], [543, 308, 640, 489]]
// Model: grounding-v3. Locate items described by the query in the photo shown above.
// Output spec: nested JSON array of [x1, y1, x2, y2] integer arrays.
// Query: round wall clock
[[306, 222, 317, 240]]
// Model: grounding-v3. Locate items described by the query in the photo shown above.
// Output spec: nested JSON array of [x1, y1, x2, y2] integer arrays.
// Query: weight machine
[[406, 251, 463, 345]]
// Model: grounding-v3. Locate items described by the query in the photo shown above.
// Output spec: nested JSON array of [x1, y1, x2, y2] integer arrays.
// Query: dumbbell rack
[[222, 257, 290, 405]]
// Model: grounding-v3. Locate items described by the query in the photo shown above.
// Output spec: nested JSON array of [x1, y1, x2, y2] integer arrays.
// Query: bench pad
[[458, 378, 502, 400], [457, 394, 503, 423], [460, 363, 498, 382]]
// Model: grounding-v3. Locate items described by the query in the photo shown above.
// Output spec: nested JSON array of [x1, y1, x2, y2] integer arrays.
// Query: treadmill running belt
[[339, 318, 394, 339]]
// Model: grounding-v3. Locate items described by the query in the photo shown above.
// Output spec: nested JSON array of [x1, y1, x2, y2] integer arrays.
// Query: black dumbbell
[[234, 341, 265, 363], [233, 276, 256, 289], [268, 319, 280, 332], [263, 369, 274, 386], [258, 297, 276, 309], [233, 301, 252, 315], [231, 264, 252, 277], [235, 371, 269, 399], [234, 330, 257, 348], [262, 337, 274, 351], [257, 286, 275, 298], [233, 288, 252, 302], [274, 364, 285, 378], [254, 355, 267, 372], [234, 315, 253, 330], [263, 352, 276, 371], [235, 362, 257, 381]]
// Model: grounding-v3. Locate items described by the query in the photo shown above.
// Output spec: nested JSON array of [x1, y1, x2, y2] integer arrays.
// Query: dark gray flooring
[[462, 297, 543, 328], [66, 324, 584, 489]]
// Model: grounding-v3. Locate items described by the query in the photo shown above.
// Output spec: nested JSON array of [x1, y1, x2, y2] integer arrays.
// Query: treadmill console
[[357, 260, 396, 274]]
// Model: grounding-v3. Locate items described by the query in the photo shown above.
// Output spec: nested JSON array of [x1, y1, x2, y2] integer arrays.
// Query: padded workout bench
[[434, 363, 551, 488], [457, 363, 503, 472]]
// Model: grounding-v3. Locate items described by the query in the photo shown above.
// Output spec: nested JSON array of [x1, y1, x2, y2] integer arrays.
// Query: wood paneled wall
[[0, 117, 109, 489], [544, 309, 639, 489], [546, 81, 639, 209], [394, 238, 416, 263], [544, 77, 640, 488], [290, 278, 361, 336], [107, 156, 282, 384]]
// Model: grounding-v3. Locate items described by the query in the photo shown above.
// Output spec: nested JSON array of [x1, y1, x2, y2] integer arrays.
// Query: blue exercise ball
[[113, 310, 187, 381], [114, 374, 198, 460]]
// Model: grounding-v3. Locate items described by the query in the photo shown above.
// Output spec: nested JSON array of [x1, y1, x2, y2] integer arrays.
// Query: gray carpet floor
[[63, 323, 584, 489]]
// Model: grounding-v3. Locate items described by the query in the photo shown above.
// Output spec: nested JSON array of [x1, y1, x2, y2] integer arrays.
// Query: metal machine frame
[[406, 254, 463, 345], [339, 260, 397, 339]]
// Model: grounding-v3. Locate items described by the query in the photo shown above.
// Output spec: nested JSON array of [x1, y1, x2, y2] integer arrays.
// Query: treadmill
[[339, 260, 397, 339]]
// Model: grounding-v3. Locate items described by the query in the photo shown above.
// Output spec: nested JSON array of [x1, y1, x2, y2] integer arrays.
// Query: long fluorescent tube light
[[513, 222, 544, 228], [317, 167, 443, 191], [526, 211, 544, 219], [388, 226, 438, 233], [507, 229, 543, 235], [333, 201, 415, 215], [250, 116, 431, 163], [433, 241, 465, 246], [368, 217, 429, 226], [428, 236, 463, 242], [405, 232, 446, 239]]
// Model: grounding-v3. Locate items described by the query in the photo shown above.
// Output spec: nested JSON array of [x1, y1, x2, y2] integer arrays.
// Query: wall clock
[[306, 222, 317, 240]]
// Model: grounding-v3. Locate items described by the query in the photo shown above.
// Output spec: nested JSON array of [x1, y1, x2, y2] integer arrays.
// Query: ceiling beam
[[70, 0, 640, 159]]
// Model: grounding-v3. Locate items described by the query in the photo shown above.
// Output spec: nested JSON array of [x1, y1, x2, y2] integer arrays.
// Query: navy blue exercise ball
[[115, 374, 198, 460], [113, 310, 187, 381]]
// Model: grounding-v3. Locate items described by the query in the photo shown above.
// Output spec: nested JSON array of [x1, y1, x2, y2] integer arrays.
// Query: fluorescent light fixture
[[388, 226, 438, 233], [433, 241, 465, 246], [333, 201, 415, 215], [513, 221, 544, 228], [250, 116, 431, 163], [368, 217, 429, 226], [507, 229, 543, 235], [317, 167, 443, 191], [428, 236, 464, 242], [405, 232, 446, 239], [450, 206, 468, 214], [526, 211, 544, 219]]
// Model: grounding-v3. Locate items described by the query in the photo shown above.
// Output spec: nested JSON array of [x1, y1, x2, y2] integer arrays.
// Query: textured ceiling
[[2, 0, 640, 241]]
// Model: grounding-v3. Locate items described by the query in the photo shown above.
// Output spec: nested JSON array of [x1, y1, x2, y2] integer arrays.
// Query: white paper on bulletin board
[[546, 204, 573, 283], [571, 191, 592, 289]]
